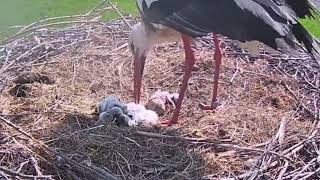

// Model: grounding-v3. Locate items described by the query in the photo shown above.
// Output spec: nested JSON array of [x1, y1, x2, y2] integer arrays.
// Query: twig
[[0, 116, 118, 180], [0, 40, 63, 74], [0, 116, 43, 145], [16, 161, 29, 173], [18, 15, 94, 34], [273, 117, 287, 145], [299, 167, 320, 180], [105, 43, 128, 53], [292, 158, 317, 180], [107, 1, 132, 29], [1, 20, 101, 45], [115, 150, 131, 172], [135, 131, 292, 162], [135, 130, 226, 144], [230, 57, 240, 83], [45, 125, 104, 144], [85, 0, 109, 16], [283, 82, 319, 120], [0, 166, 53, 179], [276, 161, 289, 180], [30, 157, 44, 177], [282, 129, 318, 156], [11, 137, 48, 163], [2, 0, 111, 45]]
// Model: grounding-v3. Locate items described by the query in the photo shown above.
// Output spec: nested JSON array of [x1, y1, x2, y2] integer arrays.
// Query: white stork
[[128, 0, 320, 126]]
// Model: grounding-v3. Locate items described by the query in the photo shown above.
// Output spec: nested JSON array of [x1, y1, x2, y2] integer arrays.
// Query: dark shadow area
[[39, 112, 209, 180]]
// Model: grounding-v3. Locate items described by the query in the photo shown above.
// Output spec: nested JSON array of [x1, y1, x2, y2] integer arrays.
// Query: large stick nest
[[0, 1, 319, 180]]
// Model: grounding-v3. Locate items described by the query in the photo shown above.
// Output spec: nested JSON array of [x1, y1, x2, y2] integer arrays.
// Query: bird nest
[[0, 2, 320, 180]]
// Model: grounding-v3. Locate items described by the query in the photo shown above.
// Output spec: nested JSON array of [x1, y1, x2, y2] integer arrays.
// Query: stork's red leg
[[133, 53, 146, 103], [161, 34, 196, 126], [199, 33, 222, 110]]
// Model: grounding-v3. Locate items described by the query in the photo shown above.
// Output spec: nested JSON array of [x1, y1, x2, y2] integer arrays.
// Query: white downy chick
[[126, 102, 159, 127], [132, 109, 159, 127]]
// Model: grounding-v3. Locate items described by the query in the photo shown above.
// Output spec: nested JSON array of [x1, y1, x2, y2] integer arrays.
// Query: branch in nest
[[0, 166, 53, 179], [1, 0, 112, 45], [0, 116, 119, 180], [283, 82, 320, 120], [134, 130, 228, 144], [1, 20, 102, 45], [134, 130, 293, 162]]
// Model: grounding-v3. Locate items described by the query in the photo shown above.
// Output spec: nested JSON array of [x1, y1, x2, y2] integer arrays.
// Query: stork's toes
[[199, 101, 221, 110], [160, 120, 175, 126]]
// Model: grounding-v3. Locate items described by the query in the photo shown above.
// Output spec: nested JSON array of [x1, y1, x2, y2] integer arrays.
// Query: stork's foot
[[199, 101, 221, 110], [160, 119, 176, 126]]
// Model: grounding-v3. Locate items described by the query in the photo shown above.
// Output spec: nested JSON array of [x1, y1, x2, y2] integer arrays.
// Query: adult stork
[[128, 0, 320, 126]]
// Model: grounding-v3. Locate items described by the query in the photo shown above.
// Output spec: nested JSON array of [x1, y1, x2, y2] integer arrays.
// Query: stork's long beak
[[133, 52, 146, 104]]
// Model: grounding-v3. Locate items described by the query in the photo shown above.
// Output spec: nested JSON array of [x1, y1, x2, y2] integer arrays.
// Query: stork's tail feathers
[[311, 39, 320, 66], [292, 23, 320, 66]]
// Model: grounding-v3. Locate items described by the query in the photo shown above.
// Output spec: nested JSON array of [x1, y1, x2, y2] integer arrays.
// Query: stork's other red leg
[[199, 33, 222, 110], [133, 53, 146, 103], [162, 34, 196, 126]]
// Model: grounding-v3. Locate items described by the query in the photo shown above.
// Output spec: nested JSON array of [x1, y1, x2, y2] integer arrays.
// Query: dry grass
[[0, 5, 319, 180]]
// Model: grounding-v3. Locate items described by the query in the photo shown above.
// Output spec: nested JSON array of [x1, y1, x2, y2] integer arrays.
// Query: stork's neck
[[129, 22, 180, 56]]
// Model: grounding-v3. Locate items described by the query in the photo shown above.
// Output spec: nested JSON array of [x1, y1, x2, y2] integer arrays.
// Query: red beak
[[133, 52, 146, 104]]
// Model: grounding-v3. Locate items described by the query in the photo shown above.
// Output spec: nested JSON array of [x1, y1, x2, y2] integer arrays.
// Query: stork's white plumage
[[129, 0, 320, 126], [129, 22, 180, 58]]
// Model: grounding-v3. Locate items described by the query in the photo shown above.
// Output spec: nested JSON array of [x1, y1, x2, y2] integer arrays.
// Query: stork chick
[[96, 107, 131, 127], [126, 102, 159, 127], [96, 96, 131, 126], [145, 90, 179, 115]]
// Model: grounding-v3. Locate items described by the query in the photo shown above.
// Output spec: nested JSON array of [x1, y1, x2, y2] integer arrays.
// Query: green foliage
[[0, 0, 319, 38], [300, 18, 320, 38], [0, 0, 99, 30], [0, 0, 136, 37]]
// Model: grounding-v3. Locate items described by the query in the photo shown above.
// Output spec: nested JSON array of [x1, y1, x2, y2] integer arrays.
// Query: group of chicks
[[95, 90, 179, 127]]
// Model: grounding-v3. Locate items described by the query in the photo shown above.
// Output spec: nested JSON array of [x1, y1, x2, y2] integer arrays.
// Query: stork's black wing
[[137, 0, 320, 61]]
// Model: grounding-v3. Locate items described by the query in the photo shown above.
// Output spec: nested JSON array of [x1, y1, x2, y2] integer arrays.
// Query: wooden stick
[[283, 82, 319, 120], [108, 1, 132, 29], [134, 130, 292, 162], [135, 130, 226, 144], [1, 20, 102, 45], [0, 166, 53, 179], [0, 116, 118, 180]]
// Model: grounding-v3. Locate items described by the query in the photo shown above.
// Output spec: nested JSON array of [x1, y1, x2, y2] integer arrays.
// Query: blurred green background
[[0, 0, 136, 39], [0, 0, 319, 39]]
